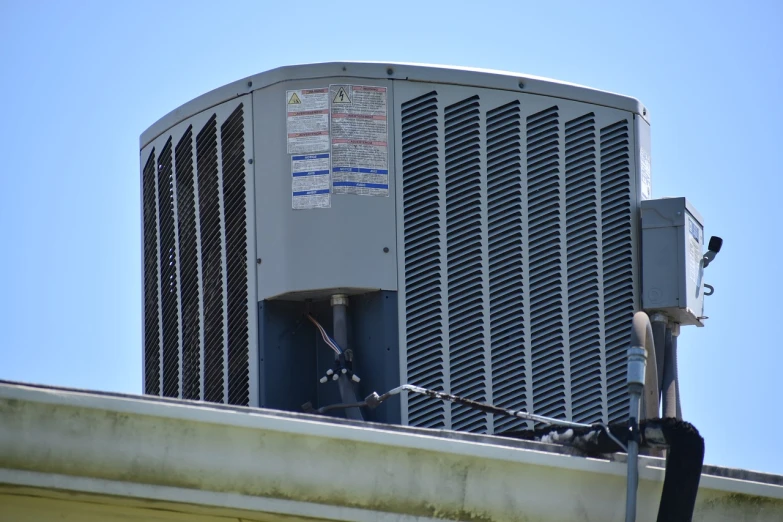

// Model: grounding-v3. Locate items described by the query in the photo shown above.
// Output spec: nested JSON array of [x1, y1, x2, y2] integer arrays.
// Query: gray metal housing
[[641, 197, 706, 326], [140, 62, 651, 431]]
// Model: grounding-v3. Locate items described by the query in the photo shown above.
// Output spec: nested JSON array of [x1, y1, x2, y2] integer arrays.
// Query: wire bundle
[[306, 314, 343, 355]]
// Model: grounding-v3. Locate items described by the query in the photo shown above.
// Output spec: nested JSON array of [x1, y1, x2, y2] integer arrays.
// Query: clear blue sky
[[1, 0, 781, 474]]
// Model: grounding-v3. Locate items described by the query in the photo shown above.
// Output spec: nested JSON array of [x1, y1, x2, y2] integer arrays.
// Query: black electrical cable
[[499, 418, 705, 522], [311, 385, 591, 426], [314, 384, 704, 521], [317, 401, 367, 414]]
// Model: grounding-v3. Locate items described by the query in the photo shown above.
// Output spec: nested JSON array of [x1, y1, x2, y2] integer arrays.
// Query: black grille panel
[[565, 113, 602, 424], [143, 150, 160, 396], [600, 120, 634, 422], [445, 95, 486, 433], [527, 106, 566, 421], [486, 101, 526, 434], [157, 138, 180, 398], [197, 115, 226, 404], [143, 99, 254, 407], [399, 88, 639, 432], [175, 126, 200, 401], [221, 104, 250, 406], [401, 91, 445, 429]]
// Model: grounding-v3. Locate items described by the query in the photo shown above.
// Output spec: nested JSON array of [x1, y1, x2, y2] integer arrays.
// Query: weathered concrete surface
[[0, 382, 781, 522]]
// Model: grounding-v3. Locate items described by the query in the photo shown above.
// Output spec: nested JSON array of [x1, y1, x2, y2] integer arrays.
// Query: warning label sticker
[[292, 153, 331, 210], [286, 88, 329, 155], [686, 215, 702, 285], [329, 84, 389, 197], [641, 148, 652, 201]]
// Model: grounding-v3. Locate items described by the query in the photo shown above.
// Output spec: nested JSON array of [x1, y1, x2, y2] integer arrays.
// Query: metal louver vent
[[398, 85, 638, 433], [565, 113, 602, 424], [175, 126, 200, 401], [157, 138, 181, 398], [486, 101, 526, 434], [526, 106, 566, 422], [444, 95, 486, 433], [196, 115, 226, 404], [221, 104, 250, 406], [142, 150, 160, 396], [142, 97, 255, 407], [600, 120, 635, 422], [401, 91, 446, 429]]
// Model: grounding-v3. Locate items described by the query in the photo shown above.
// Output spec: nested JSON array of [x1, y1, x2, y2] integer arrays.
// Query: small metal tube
[[671, 323, 682, 420], [626, 349, 645, 522], [331, 294, 363, 421], [661, 325, 681, 420], [626, 391, 641, 522]]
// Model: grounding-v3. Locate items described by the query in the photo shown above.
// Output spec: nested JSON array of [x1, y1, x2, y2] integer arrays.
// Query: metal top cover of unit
[[141, 62, 649, 147], [140, 62, 650, 433]]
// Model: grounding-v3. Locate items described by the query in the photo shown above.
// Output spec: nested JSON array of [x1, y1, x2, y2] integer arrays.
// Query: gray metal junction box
[[641, 197, 706, 327], [140, 62, 654, 433]]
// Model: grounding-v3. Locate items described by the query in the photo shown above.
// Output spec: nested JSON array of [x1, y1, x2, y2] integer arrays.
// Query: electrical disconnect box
[[641, 197, 706, 326]]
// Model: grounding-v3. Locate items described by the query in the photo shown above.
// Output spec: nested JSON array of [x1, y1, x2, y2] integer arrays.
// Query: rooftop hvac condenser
[[140, 62, 655, 434]]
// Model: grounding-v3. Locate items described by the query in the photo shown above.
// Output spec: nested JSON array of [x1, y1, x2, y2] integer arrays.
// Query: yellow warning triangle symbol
[[288, 92, 302, 105], [332, 87, 351, 104]]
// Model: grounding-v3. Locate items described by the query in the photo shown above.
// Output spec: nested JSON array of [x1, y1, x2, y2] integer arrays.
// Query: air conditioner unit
[[140, 62, 654, 434]]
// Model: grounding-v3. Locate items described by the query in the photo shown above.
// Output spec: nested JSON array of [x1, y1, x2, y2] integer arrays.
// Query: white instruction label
[[292, 153, 331, 210], [330, 84, 389, 197], [686, 215, 702, 285], [641, 148, 652, 201], [286, 88, 330, 154]]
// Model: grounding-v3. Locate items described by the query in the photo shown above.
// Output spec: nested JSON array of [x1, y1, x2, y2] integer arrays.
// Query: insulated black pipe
[[655, 419, 704, 522], [662, 328, 679, 419]]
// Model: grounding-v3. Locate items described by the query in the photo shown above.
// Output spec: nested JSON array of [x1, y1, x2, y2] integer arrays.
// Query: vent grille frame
[[141, 150, 161, 396], [141, 95, 258, 407], [395, 83, 640, 434]]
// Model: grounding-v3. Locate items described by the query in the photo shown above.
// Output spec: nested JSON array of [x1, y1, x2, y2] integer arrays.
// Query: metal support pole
[[331, 294, 363, 421], [626, 387, 642, 522], [661, 322, 681, 420], [672, 324, 682, 420], [626, 312, 653, 522]]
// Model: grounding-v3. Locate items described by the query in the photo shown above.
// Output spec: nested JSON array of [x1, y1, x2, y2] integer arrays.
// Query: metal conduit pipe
[[331, 294, 363, 421], [662, 324, 682, 420], [626, 311, 657, 522], [661, 328, 676, 419], [674, 332, 682, 420]]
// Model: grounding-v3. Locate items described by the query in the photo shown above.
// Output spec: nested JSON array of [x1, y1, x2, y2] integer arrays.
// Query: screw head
[[383, 247, 390, 253], [247, 81, 253, 87], [248, 158, 254, 164], [256, 258, 262, 264], [386, 68, 394, 76], [518, 81, 525, 89]]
